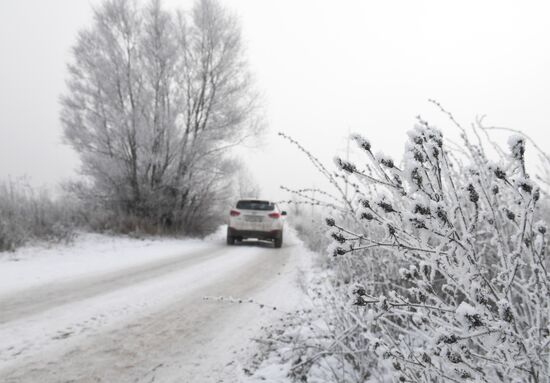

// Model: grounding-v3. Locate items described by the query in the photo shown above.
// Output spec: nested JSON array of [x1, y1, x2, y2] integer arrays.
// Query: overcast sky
[[1, 0, 549, 200]]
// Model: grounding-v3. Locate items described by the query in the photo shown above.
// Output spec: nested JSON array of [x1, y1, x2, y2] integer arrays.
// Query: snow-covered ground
[[0, 233, 210, 295], [0, 227, 311, 382]]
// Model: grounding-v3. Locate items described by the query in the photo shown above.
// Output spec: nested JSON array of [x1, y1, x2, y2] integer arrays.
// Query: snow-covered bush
[[329, 121, 549, 381], [281, 191, 334, 253], [281, 109, 550, 382], [0, 179, 75, 251]]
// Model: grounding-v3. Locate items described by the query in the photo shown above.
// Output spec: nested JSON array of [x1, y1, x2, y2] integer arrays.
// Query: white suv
[[227, 199, 287, 248]]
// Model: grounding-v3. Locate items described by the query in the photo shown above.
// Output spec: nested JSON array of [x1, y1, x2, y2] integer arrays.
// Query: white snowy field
[[0, 227, 311, 382]]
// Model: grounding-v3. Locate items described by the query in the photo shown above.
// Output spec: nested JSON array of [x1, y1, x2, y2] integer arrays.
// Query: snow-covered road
[[0, 230, 308, 382]]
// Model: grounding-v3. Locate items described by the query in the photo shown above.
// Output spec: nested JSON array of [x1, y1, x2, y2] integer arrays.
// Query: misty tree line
[[0, 179, 77, 251], [0, 0, 259, 250]]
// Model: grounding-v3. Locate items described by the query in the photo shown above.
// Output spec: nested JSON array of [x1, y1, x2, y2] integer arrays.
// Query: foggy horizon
[[1, 0, 549, 200]]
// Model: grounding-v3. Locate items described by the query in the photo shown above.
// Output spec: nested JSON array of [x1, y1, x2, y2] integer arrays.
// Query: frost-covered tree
[[61, 0, 260, 233]]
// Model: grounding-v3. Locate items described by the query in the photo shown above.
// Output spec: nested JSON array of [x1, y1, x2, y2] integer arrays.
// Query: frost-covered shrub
[[281, 191, 334, 253], [281, 109, 550, 382], [325, 119, 549, 382], [0, 179, 76, 251]]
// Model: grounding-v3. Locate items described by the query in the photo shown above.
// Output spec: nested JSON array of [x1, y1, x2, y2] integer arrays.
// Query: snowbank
[[0, 232, 213, 296]]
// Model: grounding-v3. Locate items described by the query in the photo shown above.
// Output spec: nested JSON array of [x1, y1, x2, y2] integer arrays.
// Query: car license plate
[[245, 215, 263, 223]]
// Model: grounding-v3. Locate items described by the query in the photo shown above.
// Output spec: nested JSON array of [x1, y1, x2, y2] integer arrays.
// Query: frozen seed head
[[334, 157, 357, 173], [377, 152, 395, 168], [437, 334, 458, 345], [519, 182, 532, 193], [464, 313, 484, 328], [421, 263, 431, 279], [413, 150, 425, 162], [421, 353, 431, 363], [331, 232, 346, 244], [428, 130, 443, 148], [412, 135, 423, 145], [354, 295, 368, 306], [361, 212, 374, 221], [508, 135, 525, 159], [414, 204, 431, 216], [380, 158, 394, 168], [410, 168, 423, 188], [498, 299, 514, 322], [467, 184, 479, 203], [534, 188, 540, 201], [494, 167, 507, 180], [447, 351, 462, 364], [436, 207, 450, 226], [377, 295, 389, 311], [351, 133, 371, 152], [325, 217, 336, 227], [333, 247, 346, 256], [399, 267, 413, 280], [378, 200, 396, 213], [409, 217, 427, 229]]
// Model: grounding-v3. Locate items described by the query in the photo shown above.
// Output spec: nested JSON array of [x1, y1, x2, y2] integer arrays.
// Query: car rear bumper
[[228, 227, 282, 240]]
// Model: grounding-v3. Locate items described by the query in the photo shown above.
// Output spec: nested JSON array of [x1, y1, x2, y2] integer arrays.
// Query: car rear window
[[236, 200, 275, 211]]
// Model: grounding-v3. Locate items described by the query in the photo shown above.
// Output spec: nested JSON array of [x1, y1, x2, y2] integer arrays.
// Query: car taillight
[[268, 212, 280, 219], [230, 210, 240, 217]]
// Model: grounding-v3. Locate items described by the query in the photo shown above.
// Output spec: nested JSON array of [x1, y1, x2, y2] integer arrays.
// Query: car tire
[[274, 234, 283, 249], [227, 231, 235, 245]]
